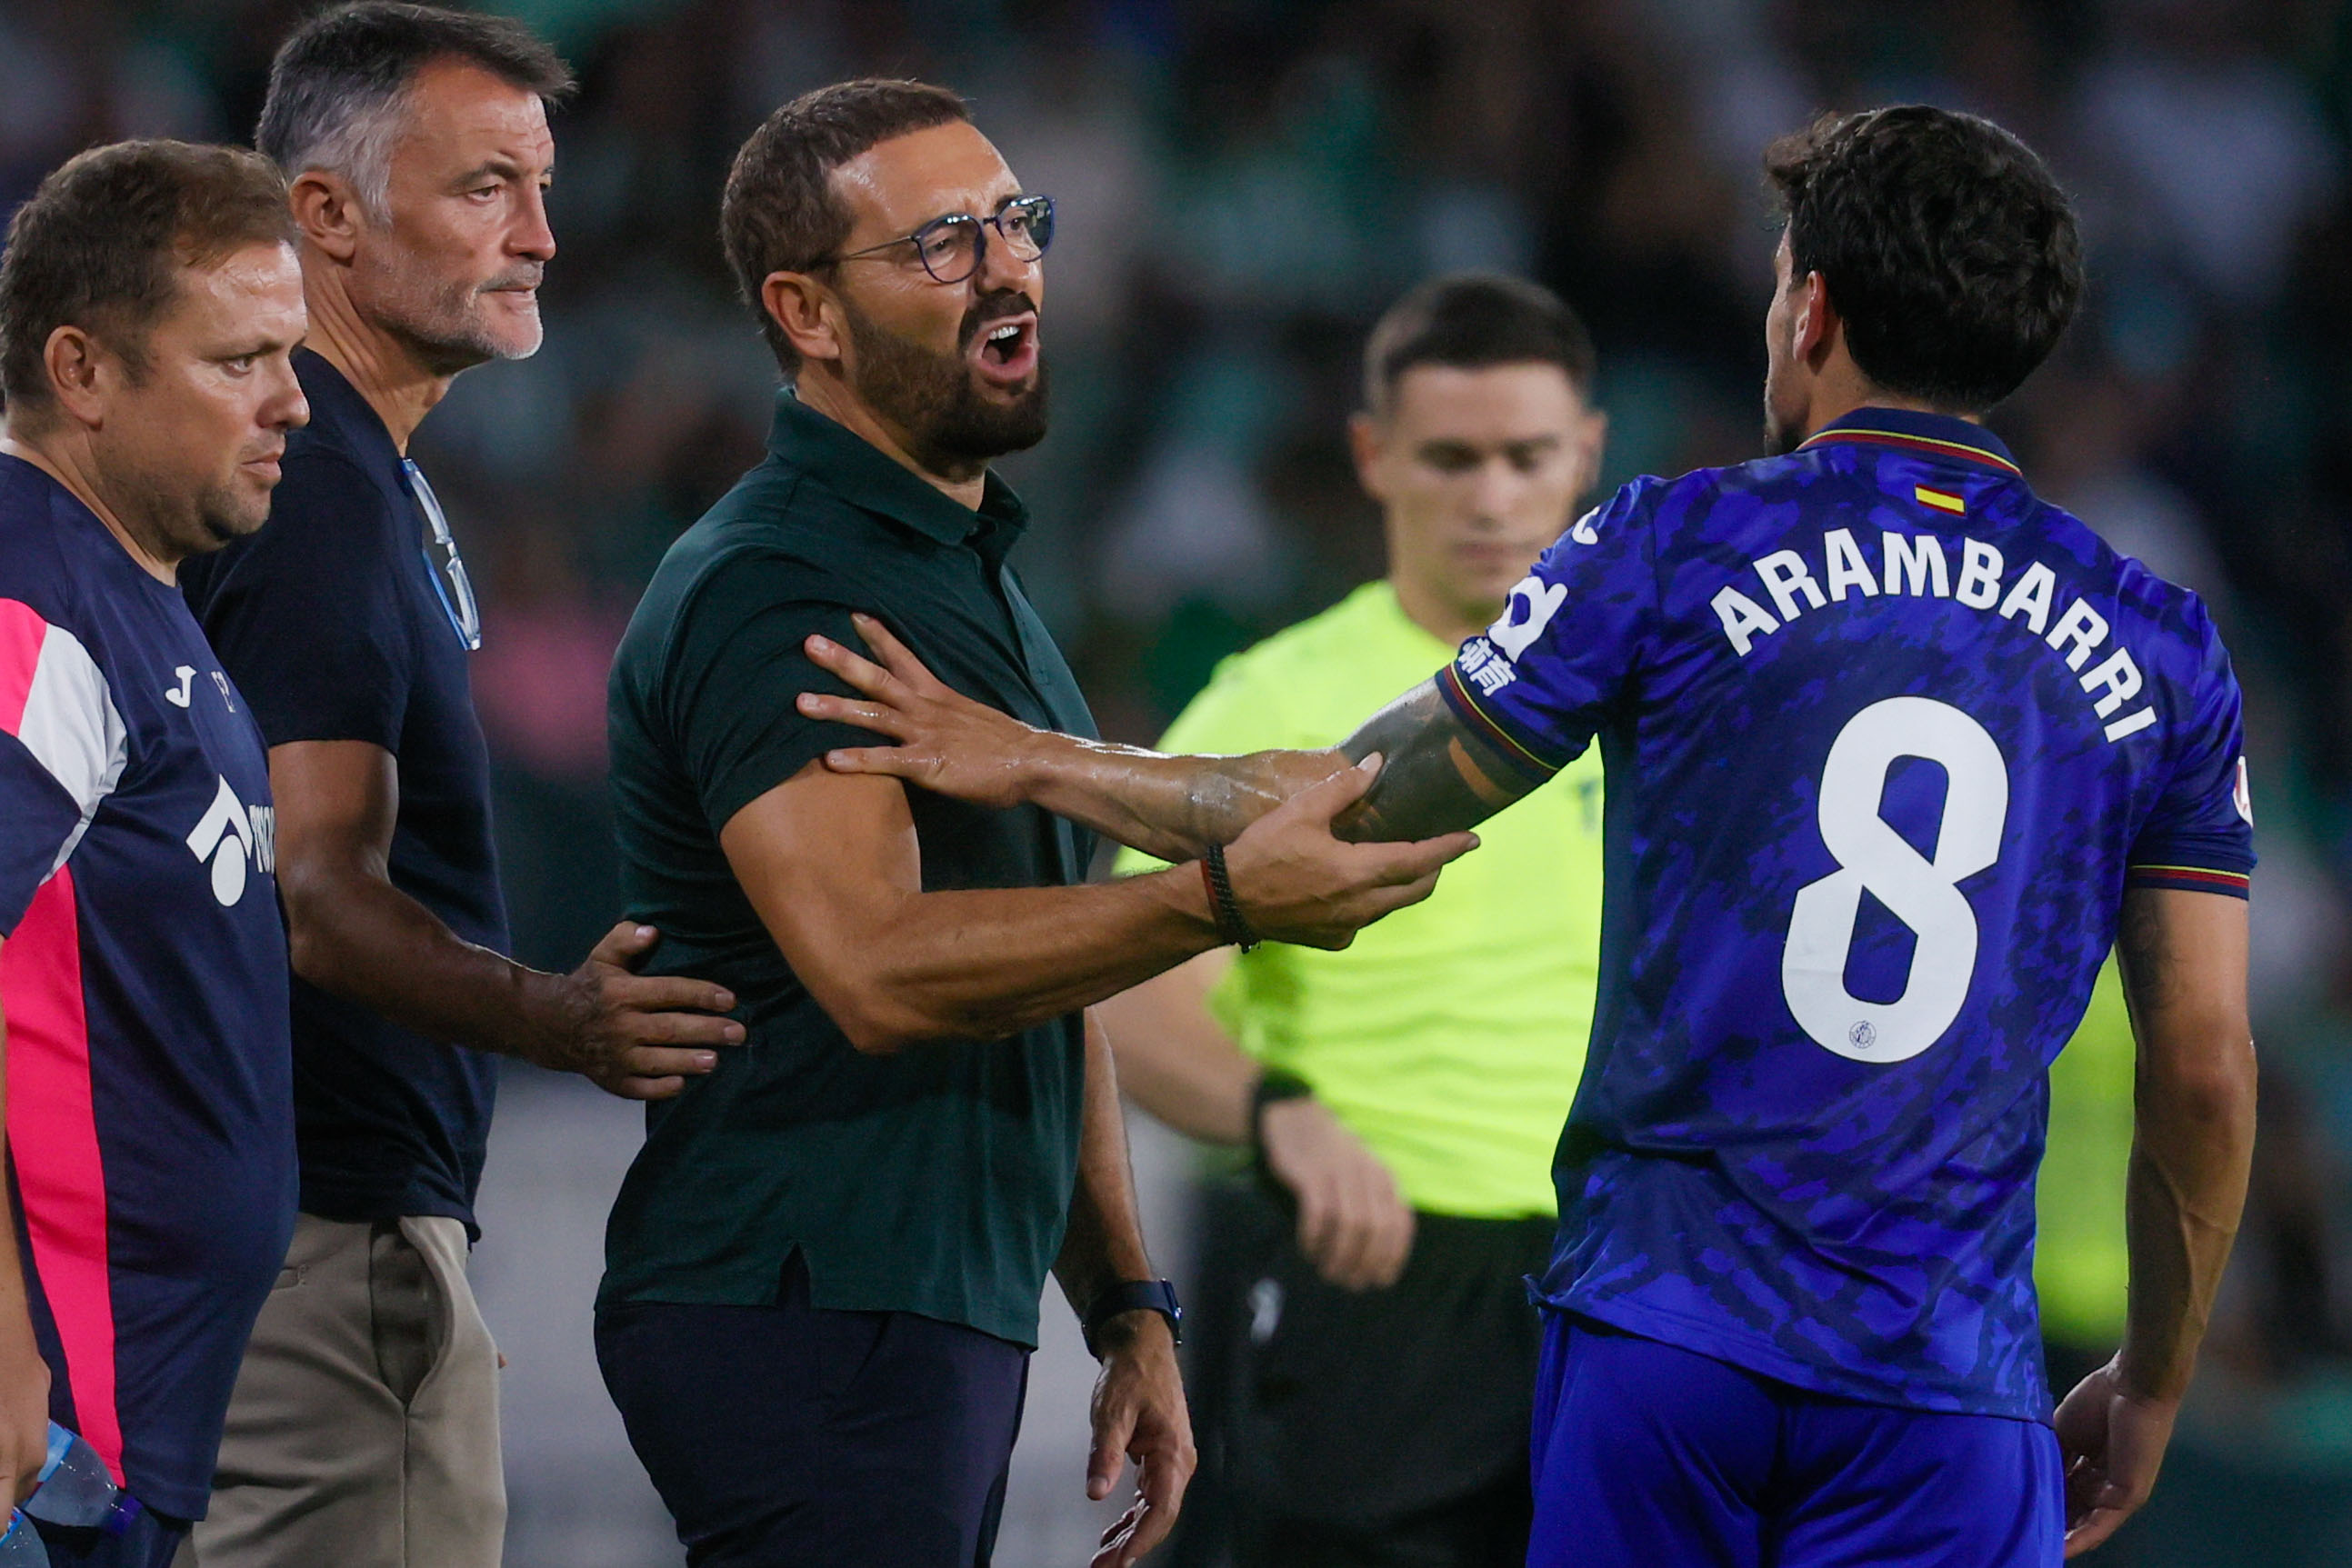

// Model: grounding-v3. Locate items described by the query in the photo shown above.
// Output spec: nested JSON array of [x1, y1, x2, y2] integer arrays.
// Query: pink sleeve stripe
[[1, 867, 125, 1481], [0, 598, 47, 737]]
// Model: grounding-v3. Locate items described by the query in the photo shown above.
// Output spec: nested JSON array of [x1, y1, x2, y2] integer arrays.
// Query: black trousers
[[595, 1256, 1029, 1568], [1174, 1179, 1556, 1568]]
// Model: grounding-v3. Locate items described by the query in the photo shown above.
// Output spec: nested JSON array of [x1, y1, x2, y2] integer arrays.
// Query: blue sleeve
[[187, 448, 415, 752], [1436, 477, 1663, 782], [2125, 605, 2255, 898]]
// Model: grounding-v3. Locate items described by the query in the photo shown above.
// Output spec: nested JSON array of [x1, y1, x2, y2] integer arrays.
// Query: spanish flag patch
[[1915, 485, 1965, 515]]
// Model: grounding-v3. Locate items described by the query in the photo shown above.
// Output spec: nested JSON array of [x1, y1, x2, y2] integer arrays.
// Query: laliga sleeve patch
[[1489, 574, 1568, 663]]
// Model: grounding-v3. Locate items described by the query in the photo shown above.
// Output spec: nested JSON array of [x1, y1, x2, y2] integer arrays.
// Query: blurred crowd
[[4, 0, 2351, 1560]]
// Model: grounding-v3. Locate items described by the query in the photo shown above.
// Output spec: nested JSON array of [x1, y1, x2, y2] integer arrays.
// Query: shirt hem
[[297, 1187, 480, 1242], [596, 1273, 1039, 1351], [1547, 1293, 2049, 1425]]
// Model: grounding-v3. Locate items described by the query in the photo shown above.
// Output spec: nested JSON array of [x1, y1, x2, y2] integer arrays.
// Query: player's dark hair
[[1362, 274, 1597, 417], [258, 2, 572, 213], [0, 140, 295, 422], [1764, 105, 2081, 414], [722, 79, 974, 375]]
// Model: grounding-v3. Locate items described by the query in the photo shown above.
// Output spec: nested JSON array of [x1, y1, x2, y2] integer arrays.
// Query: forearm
[[1014, 729, 1344, 862], [2119, 1046, 2256, 1400], [1097, 954, 1254, 1144], [2114, 887, 2257, 1403], [825, 868, 1229, 1053], [284, 870, 555, 1058], [1333, 680, 1530, 842], [0, 1014, 48, 1387], [1056, 1012, 1156, 1317]]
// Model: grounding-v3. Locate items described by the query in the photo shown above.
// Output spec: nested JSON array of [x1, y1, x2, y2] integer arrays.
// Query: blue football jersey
[[1436, 408, 2253, 1422], [0, 454, 295, 1517]]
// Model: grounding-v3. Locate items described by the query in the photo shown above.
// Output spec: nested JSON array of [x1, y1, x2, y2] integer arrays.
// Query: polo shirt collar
[[766, 387, 1027, 547], [1798, 405, 2022, 477], [292, 346, 401, 473]]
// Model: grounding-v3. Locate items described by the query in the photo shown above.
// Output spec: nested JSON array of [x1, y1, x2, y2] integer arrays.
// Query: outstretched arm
[[2056, 886, 2256, 1558], [719, 755, 1473, 1054], [799, 615, 1542, 856], [271, 740, 745, 1100]]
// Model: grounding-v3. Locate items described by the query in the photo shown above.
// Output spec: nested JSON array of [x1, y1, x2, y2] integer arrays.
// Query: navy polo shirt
[[182, 347, 507, 1236]]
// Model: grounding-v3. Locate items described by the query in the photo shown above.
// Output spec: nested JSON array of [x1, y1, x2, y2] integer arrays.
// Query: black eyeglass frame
[[817, 194, 1055, 285]]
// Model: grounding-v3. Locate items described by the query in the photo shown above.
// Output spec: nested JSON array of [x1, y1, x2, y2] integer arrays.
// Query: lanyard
[[402, 459, 482, 652]]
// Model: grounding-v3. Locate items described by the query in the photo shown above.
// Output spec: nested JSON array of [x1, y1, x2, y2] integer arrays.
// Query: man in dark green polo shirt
[[596, 79, 1473, 1568]]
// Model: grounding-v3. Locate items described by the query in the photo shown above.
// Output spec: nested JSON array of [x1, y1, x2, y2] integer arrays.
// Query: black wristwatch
[[1082, 1279, 1184, 1358], [1249, 1066, 1315, 1153]]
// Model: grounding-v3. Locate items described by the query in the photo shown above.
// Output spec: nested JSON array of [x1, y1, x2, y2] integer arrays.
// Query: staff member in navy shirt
[[179, 9, 740, 1568], [0, 139, 307, 1568]]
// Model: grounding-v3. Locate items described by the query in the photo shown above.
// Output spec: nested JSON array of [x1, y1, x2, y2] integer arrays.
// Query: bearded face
[[840, 286, 1049, 477]]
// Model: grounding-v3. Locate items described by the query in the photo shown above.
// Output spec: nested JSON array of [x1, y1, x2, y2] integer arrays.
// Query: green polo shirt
[[1115, 581, 1605, 1218], [599, 390, 1097, 1346]]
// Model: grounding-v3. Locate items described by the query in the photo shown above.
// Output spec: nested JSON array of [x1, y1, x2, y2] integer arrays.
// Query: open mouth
[[969, 313, 1038, 386]]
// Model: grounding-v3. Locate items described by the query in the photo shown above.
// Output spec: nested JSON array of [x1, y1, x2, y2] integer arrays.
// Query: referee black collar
[[766, 387, 1029, 550]]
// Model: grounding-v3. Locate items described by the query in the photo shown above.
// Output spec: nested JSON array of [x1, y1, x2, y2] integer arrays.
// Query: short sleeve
[[663, 554, 887, 834], [0, 601, 126, 932], [1436, 477, 1662, 784], [2125, 610, 2256, 898], [189, 448, 414, 751]]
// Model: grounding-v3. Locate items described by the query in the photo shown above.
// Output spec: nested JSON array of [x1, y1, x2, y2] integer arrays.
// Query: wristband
[[1249, 1065, 1315, 1153], [1081, 1278, 1184, 1358], [1200, 843, 1261, 951]]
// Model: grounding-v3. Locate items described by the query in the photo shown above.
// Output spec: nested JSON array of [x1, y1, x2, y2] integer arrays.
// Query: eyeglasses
[[822, 195, 1055, 285], [402, 460, 483, 652]]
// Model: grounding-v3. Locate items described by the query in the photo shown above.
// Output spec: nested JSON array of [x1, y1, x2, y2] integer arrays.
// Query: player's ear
[[288, 170, 363, 264], [1575, 405, 1609, 493], [764, 271, 844, 368], [41, 324, 114, 431], [1347, 410, 1391, 504], [1793, 270, 1837, 369]]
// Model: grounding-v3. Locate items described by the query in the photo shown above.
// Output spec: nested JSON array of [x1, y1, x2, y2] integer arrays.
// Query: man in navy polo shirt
[[178, 9, 740, 1567], [0, 139, 307, 1568]]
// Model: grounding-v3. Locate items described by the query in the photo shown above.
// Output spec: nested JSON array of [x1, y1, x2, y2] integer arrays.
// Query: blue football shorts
[[1528, 1313, 2062, 1568]]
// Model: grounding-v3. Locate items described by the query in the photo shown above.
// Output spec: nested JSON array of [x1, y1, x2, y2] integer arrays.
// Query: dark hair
[[1764, 105, 2082, 413], [0, 140, 295, 419], [722, 79, 972, 374], [1362, 274, 1597, 417], [258, 2, 573, 215]]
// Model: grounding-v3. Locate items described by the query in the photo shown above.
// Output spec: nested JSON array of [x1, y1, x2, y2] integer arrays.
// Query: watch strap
[[1082, 1278, 1183, 1357]]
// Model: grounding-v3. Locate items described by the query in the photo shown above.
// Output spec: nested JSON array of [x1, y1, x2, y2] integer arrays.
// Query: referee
[[1106, 276, 1608, 1567]]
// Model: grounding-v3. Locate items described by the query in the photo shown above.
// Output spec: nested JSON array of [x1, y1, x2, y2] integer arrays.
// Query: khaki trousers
[[177, 1213, 505, 1568]]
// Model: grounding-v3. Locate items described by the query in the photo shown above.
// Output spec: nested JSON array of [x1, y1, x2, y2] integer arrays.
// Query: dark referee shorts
[[1178, 1178, 1556, 1568], [595, 1253, 1029, 1567]]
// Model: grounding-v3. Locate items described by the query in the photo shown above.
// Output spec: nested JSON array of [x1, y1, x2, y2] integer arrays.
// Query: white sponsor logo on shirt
[[187, 777, 275, 906]]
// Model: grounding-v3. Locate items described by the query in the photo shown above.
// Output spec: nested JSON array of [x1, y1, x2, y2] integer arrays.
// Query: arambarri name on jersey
[[1436, 408, 2252, 1421]]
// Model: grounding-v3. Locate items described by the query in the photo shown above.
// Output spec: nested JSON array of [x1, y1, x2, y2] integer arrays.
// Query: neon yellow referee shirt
[[1116, 581, 1606, 1219], [2035, 956, 2133, 1349]]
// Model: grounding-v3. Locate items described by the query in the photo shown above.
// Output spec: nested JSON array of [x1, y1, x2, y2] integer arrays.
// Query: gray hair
[[257, 3, 572, 221]]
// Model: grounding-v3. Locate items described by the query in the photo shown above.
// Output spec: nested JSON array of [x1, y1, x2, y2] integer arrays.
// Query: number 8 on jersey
[[1782, 696, 2009, 1064]]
